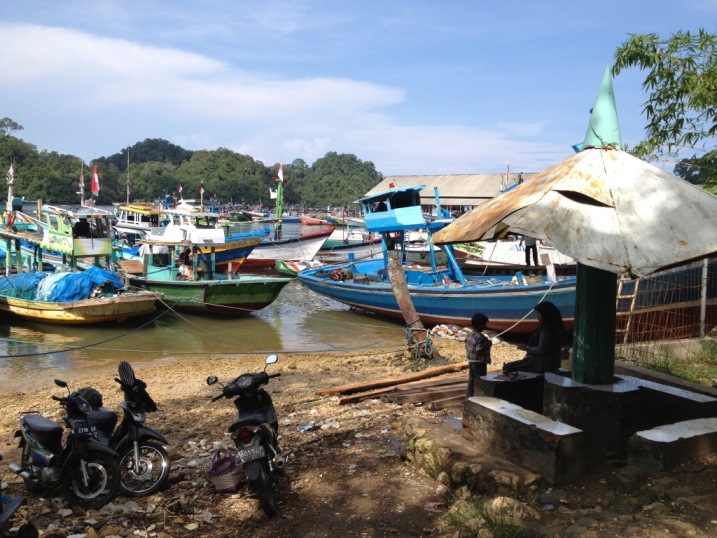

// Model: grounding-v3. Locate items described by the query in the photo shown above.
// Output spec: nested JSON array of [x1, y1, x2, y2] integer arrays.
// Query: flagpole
[[126, 149, 130, 205], [6, 162, 15, 207], [79, 161, 85, 205]]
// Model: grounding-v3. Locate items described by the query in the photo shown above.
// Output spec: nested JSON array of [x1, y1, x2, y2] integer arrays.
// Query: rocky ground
[[0, 337, 716, 537]]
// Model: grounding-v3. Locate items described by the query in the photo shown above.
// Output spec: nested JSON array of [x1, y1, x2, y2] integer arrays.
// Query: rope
[[0, 304, 171, 359]]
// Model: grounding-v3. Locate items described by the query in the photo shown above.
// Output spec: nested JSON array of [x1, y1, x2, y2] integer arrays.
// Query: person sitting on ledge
[[503, 301, 566, 374]]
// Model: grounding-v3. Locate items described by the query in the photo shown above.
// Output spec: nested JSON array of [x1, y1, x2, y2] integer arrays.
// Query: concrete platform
[[627, 417, 717, 472], [463, 396, 583, 485]]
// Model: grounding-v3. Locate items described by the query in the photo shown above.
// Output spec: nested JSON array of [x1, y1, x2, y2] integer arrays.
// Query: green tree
[[0, 118, 23, 137], [612, 29, 717, 175], [301, 152, 383, 208]]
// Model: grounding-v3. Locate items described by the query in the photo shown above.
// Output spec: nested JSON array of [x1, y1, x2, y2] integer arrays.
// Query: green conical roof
[[583, 64, 622, 149]]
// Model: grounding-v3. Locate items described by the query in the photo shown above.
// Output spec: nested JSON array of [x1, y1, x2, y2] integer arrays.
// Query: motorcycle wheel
[[248, 459, 278, 516], [61, 451, 120, 509], [118, 441, 171, 497]]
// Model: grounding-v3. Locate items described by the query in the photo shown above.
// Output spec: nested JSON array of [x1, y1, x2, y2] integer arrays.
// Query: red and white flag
[[6, 164, 14, 183], [91, 166, 100, 195], [278, 163, 284, 182], [199, 185, 204, 195], [178, 184, 183, 193]]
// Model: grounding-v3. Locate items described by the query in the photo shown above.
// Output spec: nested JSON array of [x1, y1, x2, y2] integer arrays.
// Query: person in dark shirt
[[465, 313, 492, 397], [503, 301, 566, 374]]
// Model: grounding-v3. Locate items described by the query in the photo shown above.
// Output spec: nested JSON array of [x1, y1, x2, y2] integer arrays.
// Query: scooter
[[9, 379, 121, 509], [83, 361, 171, 497], [207, 354, 285, 516]]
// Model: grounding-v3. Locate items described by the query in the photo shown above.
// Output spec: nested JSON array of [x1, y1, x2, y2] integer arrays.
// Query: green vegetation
[[620, 338, 717, 386], [612, 30, 717, 188], [445, 499, 523, 538], [0, 123, 384, 207]]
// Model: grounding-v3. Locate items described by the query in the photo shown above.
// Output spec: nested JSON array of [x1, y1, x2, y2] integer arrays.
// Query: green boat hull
[[130, 272, 291, 315]]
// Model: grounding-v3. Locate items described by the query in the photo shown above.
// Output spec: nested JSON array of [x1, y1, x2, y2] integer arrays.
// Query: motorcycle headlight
[[76, 399, 92, 415], [131, 410, 147, 423]]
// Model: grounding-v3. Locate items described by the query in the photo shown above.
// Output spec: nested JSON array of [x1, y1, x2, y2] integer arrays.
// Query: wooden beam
[[316, 362, 467, 396]]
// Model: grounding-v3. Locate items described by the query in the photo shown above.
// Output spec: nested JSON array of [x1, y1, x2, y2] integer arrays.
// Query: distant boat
[[138, 210, 271, 271], [242, 226, 335, 268], [274, 259, 323, 277], [300, 214, 334, 226]]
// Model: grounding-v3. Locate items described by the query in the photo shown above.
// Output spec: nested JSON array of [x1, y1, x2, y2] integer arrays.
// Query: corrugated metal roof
[[364, 173, 536, 207]]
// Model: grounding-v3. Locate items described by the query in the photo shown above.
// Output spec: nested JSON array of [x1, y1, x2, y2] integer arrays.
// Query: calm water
[[0, 280, 408, 393]]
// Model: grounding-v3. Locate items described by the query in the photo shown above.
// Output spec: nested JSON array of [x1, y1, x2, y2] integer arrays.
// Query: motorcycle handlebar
[[51, 395, 62, 401], [211, 393, 224, 402], [268, 373, 281, 379]]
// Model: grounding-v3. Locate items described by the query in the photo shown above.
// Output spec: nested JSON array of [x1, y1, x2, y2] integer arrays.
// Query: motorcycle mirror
[[206, 375, 218, 386], [54, 379, 68, 388], [265, 354, 278, 365]]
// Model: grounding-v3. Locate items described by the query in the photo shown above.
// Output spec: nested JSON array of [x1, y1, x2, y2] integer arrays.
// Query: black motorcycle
[[10, 379, 121, 509], [207, 354, 285, 516], [84, 361, 171, 497], [0, 454, 24, 532]]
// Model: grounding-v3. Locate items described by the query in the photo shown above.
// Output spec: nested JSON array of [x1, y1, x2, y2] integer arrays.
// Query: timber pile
[[317, 362, 469, 410]]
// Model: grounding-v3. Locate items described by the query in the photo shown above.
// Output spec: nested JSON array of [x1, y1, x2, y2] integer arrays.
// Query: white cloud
[[0, 21, 584, 175]]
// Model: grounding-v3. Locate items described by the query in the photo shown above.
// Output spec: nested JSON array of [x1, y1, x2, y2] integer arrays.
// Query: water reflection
[[0, 280, 407, 392]]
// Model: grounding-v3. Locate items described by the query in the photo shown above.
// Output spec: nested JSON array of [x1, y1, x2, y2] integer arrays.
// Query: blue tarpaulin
[[0, 267, 124, 303], [0, 272, 47, 300], [45, 267, 124, 302]]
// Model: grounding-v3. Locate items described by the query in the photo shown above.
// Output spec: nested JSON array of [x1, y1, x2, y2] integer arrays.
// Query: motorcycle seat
[[22, 414, 62, 435], [88, 408, 119, 434]]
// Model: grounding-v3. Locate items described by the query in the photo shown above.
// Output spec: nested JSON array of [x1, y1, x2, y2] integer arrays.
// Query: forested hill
[[0, 134, 384, 208]]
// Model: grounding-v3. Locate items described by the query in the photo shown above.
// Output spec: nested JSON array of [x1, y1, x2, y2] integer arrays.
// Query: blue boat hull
[[299, 259, 576, 333]]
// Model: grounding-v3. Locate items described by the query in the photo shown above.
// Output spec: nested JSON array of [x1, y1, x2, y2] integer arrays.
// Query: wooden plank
[[117, 259, 145, 275], [382, 386, 465, 404], [316, 362, 467, 396], [337, 376, 466, 405], [426, 395, 465, 411]]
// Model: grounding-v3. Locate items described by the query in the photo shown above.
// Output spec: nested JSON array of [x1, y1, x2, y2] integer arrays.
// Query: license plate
[[237, 445, 265, 463], [71, 426, 96, 436]]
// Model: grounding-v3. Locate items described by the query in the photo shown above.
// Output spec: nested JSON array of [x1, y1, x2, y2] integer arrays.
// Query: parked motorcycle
[[207, 353, 285, 516], [9, 379, 121, 509], [83, 361, 171, 497], [0, 454, 24, 532]]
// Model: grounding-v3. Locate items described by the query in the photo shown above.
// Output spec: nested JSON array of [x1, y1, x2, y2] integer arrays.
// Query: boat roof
[[359, 185, 428, 233], [357, 185, 425, 205]]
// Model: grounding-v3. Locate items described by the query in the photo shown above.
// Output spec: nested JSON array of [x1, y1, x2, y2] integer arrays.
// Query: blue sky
[[0, 1, 713, 176]]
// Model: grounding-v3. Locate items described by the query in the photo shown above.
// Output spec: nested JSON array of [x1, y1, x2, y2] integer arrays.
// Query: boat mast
[[274, 164, 284, 240], [77, 161, 85, 205], [126, 148, 131, 204]]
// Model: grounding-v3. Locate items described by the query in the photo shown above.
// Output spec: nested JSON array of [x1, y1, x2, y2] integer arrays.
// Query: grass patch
[[446, 499, 523, 538], [621, 339, 717, 387]]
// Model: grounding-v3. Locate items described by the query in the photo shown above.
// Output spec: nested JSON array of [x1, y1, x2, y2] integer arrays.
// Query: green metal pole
[[572, 262, 617, 384]]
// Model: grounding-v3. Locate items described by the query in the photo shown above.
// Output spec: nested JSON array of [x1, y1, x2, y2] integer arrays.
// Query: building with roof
[[364, 173, 536, 211]]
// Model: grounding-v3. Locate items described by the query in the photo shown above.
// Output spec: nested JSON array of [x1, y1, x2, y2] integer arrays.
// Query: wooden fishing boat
[[242, 226, 335, 269], [298, 186, 577, 334], [0, 269, 158, 324], [274, 259, 323, 277], [126, 242, 291, 315], [300, 185, 717, 340], [140, 210, 271, 271], [300, 214, 334, 226], [0, 205, 158, 324]]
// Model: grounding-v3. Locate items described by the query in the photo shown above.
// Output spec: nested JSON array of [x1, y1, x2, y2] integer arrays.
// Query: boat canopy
[[358, 185, 427, 233]]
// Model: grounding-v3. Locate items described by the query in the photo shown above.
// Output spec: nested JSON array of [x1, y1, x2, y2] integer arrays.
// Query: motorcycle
[[9, 379, 121, 509], [83, 361, 171, 497], [207, 353, 285, 516], [0, 454, 24, 532]]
